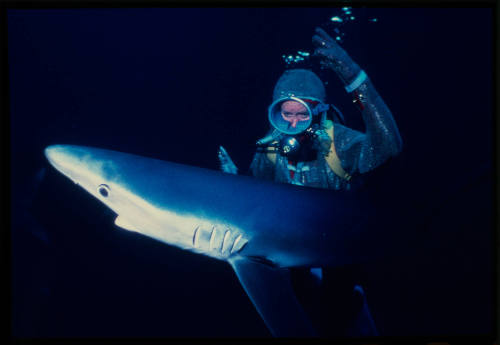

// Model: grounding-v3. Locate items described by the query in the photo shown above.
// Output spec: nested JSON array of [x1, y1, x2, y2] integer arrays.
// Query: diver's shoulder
[[332, 121, 362, 135]]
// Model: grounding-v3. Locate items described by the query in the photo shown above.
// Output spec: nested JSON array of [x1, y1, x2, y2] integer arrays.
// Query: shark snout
[[44, 144, 84, 179], [45, 145, 66, 170], [44, 144, 116, 193], [45, 145, 61, 163]]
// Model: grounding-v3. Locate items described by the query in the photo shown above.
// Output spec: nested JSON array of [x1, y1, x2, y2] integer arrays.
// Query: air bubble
[[282, 49, 311, 67]]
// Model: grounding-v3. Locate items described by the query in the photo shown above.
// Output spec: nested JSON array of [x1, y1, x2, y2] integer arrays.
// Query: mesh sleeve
[[334, 76, 403, 175]]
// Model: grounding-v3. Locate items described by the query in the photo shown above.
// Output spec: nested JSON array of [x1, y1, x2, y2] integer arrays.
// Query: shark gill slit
[[221, 230, 231, 254], [231, 234, 242, 254], [209, 227, 217, 251], [192, 226, 200, 248]]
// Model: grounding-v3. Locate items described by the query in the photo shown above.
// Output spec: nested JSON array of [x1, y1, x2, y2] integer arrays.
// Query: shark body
[[44, 144, 397, 336]]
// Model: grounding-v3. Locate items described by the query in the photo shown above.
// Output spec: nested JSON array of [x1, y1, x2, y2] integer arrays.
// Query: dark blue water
[[8, 7, 494, 338]]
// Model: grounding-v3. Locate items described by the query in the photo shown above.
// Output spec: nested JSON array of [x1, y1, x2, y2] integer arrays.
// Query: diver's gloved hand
[[313, 128, 332, 154], [312, 27, 362, 86], [307, 125, 332, 154], [218, 146, 238, 175]]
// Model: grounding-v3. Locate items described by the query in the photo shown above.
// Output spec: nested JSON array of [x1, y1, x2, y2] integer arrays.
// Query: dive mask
[[268, 96, 317, 135]]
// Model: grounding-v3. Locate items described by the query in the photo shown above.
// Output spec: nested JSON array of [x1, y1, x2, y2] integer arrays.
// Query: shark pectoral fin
[[228, 257, 317, 337], [114, 216, 139, 232]]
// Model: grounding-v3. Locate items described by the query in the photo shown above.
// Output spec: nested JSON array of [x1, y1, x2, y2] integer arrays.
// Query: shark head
[[45, 144, 156, 234], [44, 144, 249, 258], [45, 144, 122, 206]]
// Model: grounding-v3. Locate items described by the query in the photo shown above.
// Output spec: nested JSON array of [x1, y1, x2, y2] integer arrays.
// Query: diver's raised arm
[[312, 27, 402, 173]]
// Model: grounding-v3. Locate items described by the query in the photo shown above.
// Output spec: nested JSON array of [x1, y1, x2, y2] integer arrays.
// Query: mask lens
[[268, 97, 313, 135]]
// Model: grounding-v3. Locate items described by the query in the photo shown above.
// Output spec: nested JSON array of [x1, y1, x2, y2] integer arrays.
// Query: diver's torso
[[272, 150, 352, 191]]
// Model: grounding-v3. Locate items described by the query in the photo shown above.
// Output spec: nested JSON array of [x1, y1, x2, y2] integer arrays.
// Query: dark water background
[[8, 7, 494, 338]]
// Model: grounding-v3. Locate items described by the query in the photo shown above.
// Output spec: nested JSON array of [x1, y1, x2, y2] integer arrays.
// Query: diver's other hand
[[312, 27, 361, 82], [306, 125, 332, 153], [314, 129, 332, 153], [218, 146, 238, 175]]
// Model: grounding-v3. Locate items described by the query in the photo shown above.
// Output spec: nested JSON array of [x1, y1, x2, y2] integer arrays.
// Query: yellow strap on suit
[[265, 121, 351, 181], [324, 121, 352, 181]]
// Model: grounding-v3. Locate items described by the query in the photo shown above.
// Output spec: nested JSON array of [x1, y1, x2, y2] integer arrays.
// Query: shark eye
[[98, 184, 110, 198]]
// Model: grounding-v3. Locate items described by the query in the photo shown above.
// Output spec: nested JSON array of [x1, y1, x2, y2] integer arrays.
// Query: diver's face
[[281, 101, 310, 129]]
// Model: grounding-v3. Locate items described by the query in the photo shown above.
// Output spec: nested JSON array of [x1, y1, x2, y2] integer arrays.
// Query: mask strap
[[330, 104, 345, 125], [310, 103, 345, 126], [311, 103, 330, 116]]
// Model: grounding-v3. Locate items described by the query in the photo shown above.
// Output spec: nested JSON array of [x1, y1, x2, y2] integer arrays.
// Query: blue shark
[[44, 144, 401, 337]]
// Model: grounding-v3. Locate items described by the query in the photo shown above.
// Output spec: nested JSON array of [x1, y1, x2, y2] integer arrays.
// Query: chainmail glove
[[218, 146, 238, 174], [312, 27, 362, 86]]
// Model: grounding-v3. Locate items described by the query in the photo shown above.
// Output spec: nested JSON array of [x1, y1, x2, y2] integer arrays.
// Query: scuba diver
[[248, 27, 401, 189], [218, 27, 402, 337]]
